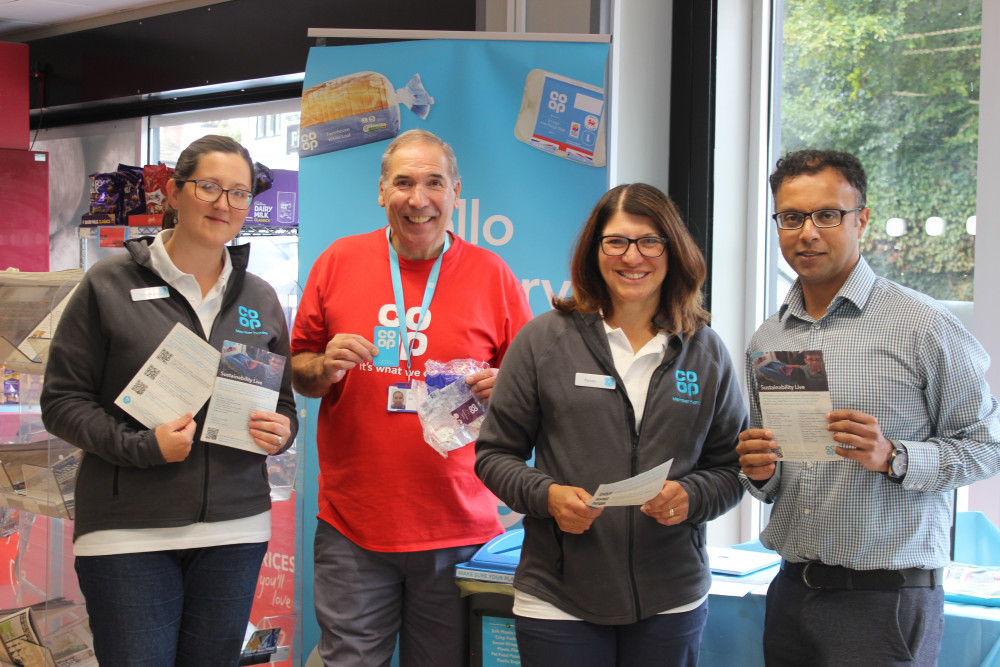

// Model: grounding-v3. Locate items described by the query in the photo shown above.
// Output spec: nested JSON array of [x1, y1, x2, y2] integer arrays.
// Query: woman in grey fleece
[[41, 135, 297, 666], [476, 183, 747, 667]]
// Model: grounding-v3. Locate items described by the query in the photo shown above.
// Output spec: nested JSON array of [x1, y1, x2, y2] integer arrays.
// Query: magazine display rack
[[0, 268, 93, 665], [0, 268, 83, 525]]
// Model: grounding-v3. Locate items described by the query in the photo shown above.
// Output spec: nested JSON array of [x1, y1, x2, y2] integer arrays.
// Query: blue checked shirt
[[742, 257, 1000, 570]]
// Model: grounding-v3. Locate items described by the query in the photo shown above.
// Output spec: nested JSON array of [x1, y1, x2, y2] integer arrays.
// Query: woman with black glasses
[[476, 183, 747, 667], [42, 135, 297, 666]]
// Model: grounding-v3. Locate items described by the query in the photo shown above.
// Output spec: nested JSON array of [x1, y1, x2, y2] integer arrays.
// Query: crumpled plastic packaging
[[413, 359, 490, 458]]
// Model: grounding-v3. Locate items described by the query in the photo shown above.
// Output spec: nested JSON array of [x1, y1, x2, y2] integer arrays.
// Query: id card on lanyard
[[380, 226, 450, 409]]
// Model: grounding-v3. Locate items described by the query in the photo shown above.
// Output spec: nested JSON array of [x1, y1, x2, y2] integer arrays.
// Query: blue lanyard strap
[[386, 226, 450, 372]]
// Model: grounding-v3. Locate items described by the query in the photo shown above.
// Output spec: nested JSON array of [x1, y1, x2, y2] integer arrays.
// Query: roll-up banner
[[297, 33, 610, 658]]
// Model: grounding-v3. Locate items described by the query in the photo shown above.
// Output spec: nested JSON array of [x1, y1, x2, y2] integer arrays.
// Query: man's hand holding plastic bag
[[412, 359, 492, 457]]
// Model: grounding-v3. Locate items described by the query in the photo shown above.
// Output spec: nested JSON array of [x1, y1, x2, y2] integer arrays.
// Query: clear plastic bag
[[413, 359, 490, 457]]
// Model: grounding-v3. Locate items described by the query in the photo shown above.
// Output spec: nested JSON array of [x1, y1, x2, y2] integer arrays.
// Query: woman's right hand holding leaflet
[[547, 484, 603, 534], [155, 412, 197, 462]]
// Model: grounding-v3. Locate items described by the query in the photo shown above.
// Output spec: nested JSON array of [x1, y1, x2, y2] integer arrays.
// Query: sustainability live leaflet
[[751, 350, 839, 462], [201, 342, 286, 454], [114, 323, 283, 454]]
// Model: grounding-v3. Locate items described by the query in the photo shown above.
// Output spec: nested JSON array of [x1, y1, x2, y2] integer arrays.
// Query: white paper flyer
[[587, 459, 673, 508], [114, 323, 220, 429], [752, 350, 839, 462]]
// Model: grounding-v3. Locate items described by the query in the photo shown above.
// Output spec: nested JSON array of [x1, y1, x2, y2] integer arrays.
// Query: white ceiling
[[0, 0, 216, 39]]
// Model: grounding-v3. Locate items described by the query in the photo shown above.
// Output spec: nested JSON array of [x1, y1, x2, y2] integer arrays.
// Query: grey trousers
[[313, 520, 481, 667], [763, 566, 945, 666]]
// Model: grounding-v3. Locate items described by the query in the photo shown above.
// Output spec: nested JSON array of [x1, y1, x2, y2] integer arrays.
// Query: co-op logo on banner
[[673, 370, 701, 405], [236, 305, 269, 335]]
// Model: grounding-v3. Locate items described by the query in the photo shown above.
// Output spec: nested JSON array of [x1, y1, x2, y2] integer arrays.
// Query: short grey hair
[[380, 129, 460, 184]]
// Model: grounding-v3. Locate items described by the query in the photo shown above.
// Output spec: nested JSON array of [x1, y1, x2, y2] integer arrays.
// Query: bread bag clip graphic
[[514, 69, 606, 167], [299, 71, 434, 158]]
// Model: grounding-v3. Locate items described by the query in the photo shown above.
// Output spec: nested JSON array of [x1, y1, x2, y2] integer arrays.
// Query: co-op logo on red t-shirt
[[377, 303, 430, 360]]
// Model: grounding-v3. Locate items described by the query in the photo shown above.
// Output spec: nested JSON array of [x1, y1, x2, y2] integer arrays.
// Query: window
[[256, 114, 281, 140], [766, 0, 982, 312], [150, 101, 301, 173]]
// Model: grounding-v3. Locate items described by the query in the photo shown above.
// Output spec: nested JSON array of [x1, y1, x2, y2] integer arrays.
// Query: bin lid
[[467, 528, 523, 572]]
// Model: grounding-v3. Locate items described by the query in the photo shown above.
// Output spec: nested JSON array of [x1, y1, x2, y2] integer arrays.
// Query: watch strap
[[886, 439, 906, 483]]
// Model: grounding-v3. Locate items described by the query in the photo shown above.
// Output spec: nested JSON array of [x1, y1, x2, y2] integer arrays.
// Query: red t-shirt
[[292, 229, 533, 552]]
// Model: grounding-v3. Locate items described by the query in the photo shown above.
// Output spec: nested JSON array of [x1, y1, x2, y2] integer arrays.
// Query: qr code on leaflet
[[132, 380, 148, 395], [157, 349, 173, 364], [144, 366, 160, 381], [205, 427, 219, 440]]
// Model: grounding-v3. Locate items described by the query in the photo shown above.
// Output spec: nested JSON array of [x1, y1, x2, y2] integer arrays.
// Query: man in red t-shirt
[[291, 129, 533, 666]]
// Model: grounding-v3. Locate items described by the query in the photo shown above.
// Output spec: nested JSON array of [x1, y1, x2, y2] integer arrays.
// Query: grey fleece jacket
[[475, 309, 747, 624], [41, 237, 298, 540]]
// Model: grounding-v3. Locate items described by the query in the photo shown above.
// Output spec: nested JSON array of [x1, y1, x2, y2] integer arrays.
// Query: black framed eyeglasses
[[599, 235, 669, 258], [771, 207, 863, 230], [177, 179, 254, 210]]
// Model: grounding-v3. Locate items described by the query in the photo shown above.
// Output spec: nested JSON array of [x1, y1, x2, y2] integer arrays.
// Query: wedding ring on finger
[[669, 508, 675, 518], [276, 436, 282, 447]]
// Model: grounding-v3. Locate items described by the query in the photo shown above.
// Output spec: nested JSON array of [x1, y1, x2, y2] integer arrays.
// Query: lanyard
[[386, 226, 450, 372]]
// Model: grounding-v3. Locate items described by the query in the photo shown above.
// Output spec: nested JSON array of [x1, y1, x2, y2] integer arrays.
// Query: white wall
[[608, 0, 672, 191]]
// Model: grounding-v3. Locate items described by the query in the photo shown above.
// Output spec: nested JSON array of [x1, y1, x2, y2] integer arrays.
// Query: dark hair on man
[[381, 129, 460, 184], [553, 183, 710, 340], [769, 149, 868, 207], [162, 135, 254, 229]]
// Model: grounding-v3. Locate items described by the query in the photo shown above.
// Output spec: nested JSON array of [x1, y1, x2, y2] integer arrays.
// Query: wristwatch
[[886, 440, 908, 484]]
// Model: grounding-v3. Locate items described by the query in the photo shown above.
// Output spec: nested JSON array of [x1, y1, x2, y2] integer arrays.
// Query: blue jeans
[[515, 600, 709, 667], [75, 542, 268, 667]]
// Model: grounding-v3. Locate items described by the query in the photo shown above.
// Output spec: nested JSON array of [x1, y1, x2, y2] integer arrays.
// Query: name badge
[[130, 286, 169, 301], [575, 373, 616, 390], [387, 382, 417, 413]]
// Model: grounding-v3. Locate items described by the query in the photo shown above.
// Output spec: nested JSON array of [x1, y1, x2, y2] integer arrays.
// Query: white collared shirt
[[148, 228, 233, 338], [604, 322, 669, 431]]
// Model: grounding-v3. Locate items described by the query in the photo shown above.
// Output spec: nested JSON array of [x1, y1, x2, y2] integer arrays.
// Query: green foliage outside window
[[779, 0, 981, 300]]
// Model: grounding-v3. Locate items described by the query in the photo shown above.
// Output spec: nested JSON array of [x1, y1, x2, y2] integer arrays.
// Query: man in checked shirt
[[737, 149, 1000, 667]]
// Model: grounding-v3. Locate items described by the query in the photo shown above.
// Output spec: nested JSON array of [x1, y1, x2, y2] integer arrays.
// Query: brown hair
[[553, 183, 710, 340], [162, 134, 254, 229]]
